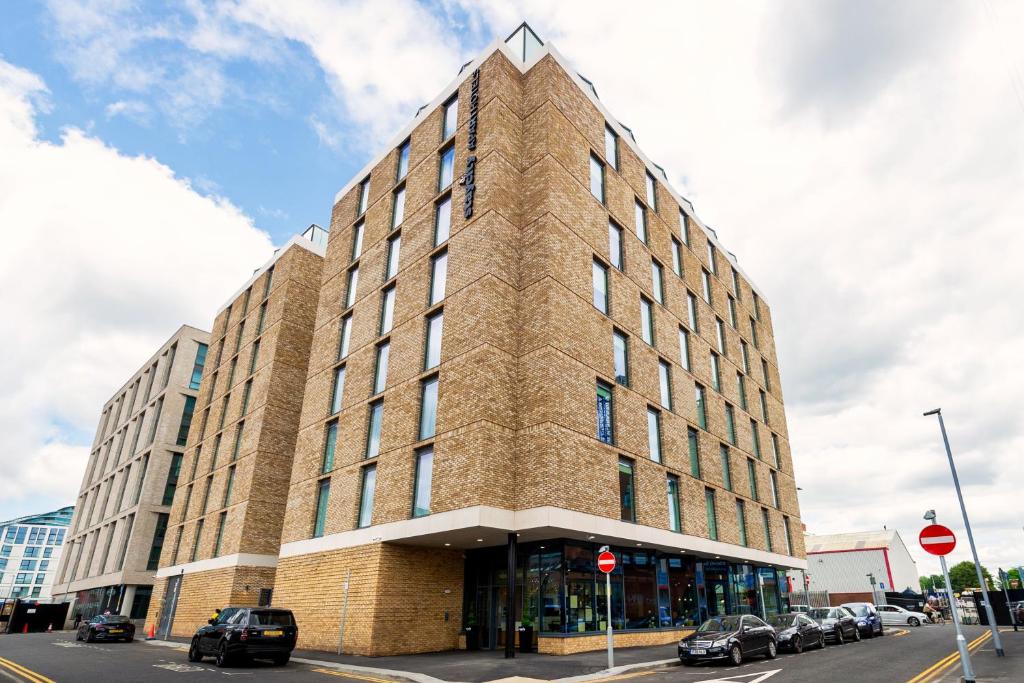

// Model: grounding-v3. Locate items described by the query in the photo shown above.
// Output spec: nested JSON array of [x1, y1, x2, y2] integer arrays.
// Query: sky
[[1, 0, 1022, 583]]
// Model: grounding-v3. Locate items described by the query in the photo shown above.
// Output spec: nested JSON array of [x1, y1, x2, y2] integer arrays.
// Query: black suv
[[187, 607, 297, 667]]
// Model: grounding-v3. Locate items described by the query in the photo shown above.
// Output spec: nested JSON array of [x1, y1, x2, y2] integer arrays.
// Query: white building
[[0, 506, 73, 602], [801, 529, 919, 602]]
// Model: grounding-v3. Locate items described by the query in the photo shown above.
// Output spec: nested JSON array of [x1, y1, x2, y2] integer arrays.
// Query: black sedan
[[808, 607, 860, 644], [768, 613, 825, 653], [188, 606, 297, 667], [76, 614, 135, 642], [679, 615, 778, 666]]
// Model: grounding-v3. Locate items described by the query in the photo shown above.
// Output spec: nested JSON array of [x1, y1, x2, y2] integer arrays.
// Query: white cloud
[[0, 57, 274, 520]]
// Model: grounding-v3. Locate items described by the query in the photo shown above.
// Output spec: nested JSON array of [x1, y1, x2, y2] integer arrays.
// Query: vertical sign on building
[[463, 68, 480, 219]]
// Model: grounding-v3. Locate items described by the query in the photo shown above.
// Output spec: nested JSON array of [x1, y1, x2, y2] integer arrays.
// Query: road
[[0, 624, 1019, 682]]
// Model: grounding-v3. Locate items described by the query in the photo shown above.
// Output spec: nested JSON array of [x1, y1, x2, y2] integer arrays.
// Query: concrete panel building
[[0, 506, 73, 603], [267, 25, 807, 657], [145, 226, 326, 638], [802, 529, 920, 604], [51, 326, 209, 623]]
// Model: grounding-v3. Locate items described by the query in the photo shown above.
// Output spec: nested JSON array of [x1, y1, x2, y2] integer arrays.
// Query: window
[[658, 361, 672, 409], [592, 259, 609, 313], [694, 384, 707, 429], [705, 489, 718, 540], [679, 211, 689, 245], [412, 446, 433, 517], [345, 267, 359, 309], [667, 476, 681, 532], [747, 458, 759, 500], [645, 171, 657, 210], [783, 516, 793, 555], [720, 444, 732, 490], [419, 376, 439, 440], [224, 465, 235, 506], [676, 328, 691, 372], [115, 514, 134, 571], [396, 139, 410, 180], [177, 397, 196, 447], [434, 195, 452, 245], [337, 315, 352, 360], [241, 380, 252, 415], [741, 340, 750, 373], [379, 286, 396, 335], [640, 297, 654, 345], [647, 408, 662, 463], [263, 266, 274, 298], [671, 238, 682, 277], [634, 199, 647, 244], [751, 420, 762, 459], [249, 339, 260, 375], [737, 373, 748, 411], [438, 144, 455, 190], [430, 250, 448, 306], [688, 427, 701, 477], [651, 259, 664, 304], [373, 342, 390, 395], [213, 511, 227, 557], [392, 186, 406, 228], [231, 421, 244, 461], [608, 220, 624, 270], [589, 154, 605, 203], [161, 453, 183, 506], [386, 233, 401, 280], [732, 267, 740, 294], [366, 401, 384, 457], [604, 124, 618, 170], [750, 317, 759, 348], [728, 296, 738, 329], [701, 269, 712, 304], [707, 241, 718, 275], [322, 421, 338, 473], [357, 177, 370, 215], [425, 311, 443, 369], [687, 292, 698, 331], [771, 433, 781, 469], [736, 500, 747, 546], [357, 465, 376, 528], [725, 403, 737, 445], [770, 470, 780, 508], [442, 94, 458, 139], [710, 352, 721, 391], [146, 513, 169, 570], [618, 458, 635, 522], [762, 359, 772, 392], [313, 479, 330, 538], [613, 330, 629, 386], [330, 366, 345, 414], [753, 291, 761, 320], [716, 318, 727, 355], [596, 381, 614, 445], [351, 220, 364, 260], [760, 389, 769, 425], [235, 321, 245, 353], [190, 343, 208, 390]]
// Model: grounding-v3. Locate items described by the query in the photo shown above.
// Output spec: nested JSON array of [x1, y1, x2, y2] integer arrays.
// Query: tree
[[947, 561, 993, 593], [919, 574, 945, 592]]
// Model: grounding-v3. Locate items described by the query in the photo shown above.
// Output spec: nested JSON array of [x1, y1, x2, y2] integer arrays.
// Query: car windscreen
[[808, 608, 832, 619], [845, 604, 869, 617], [100, 615, 130, 623], [768, 615, 797, 628], [698, 616, 741, 632], [249, 610, 294, 626]]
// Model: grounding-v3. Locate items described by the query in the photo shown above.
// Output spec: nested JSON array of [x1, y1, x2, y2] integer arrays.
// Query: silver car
[[875, 604, 929, 627]]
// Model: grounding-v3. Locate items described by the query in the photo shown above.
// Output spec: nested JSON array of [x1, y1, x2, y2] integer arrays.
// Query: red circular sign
[[919, 524, 957, 556], [597, 551, 616, 573]]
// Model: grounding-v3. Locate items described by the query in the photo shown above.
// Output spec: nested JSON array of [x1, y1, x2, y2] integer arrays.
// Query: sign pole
[[597, 546, 615, 670], [999, 570, 1017, 632], [336, 569, 351, 656], [940, 551, 975, 682]]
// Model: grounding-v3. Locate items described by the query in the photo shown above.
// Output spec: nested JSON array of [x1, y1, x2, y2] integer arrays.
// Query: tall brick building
[[265, 25, 807, 656]]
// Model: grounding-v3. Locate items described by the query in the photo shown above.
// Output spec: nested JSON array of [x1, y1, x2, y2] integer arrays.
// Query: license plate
[[690, 648, 707, 655], [263, 630, 283, 637], [108, 629, 124, 634]]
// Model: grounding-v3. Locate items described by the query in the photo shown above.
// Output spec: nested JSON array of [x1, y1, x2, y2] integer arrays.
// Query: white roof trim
[[154, 552, 278, 578], [214, 233, 326, 317]]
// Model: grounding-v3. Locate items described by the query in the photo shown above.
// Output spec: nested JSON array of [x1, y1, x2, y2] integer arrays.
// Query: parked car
[[841, 602, 884, 637], [767, 613, 825, 653], [788, 604, 812, 613], [187, 607, 297, 667], [76, 614, 135, 642], [876, 604, 929, 627], [808, 607, 860, 644], [678, 614, 777, 666]]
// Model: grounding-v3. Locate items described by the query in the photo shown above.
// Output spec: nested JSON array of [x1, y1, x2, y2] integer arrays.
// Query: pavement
[[0, 624, 1020, 682]]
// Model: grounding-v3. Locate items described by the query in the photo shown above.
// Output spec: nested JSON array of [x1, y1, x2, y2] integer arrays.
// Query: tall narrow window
[[608, 220, 624, 270], [438, 144, 455, 190], [658, 360, 672, 409], [366, 401, 384, 457], [760, 389, 769, 425], [753, 291, 762, 320], [741, 340, 750, 373], [224, 465, 235, 506], [680, 211, 689, 245], [688, 427, 701, 477], [737, 373, 748, 410], [710, 352, 721, 392], [357, 177, 370, 215], [177, 397, 196, 447], [161, 453, 183, 506], [728, 296, 738, 328], [313, 479, 329, 538], [241, 380, 252, 415], [190, 343, 208, 390], [419, 376, 439, 440], [213, 511, 227, 557], [190, 518, 204, 562], [770, 470, 780, 508], [687, 292, 699, 332], [338, 315, 352, 359], [604, 124, 618, 170], [634, 199, 647, 244], [412, 446, 433, 517], [707, 241, 718, 275], [425, 311, 443, 370], [264, 266, 274, 298], [647, 407, 661, 463], [771, 433, 781, 469], [392, 186, 406, 228], [592, 259, 609, 313], [379, 286, 396, 335], [651, 259, 664, 304], [351, 220, 364, 261], [762, 359, 772, 392], [249, 339, 260, 375], [701, 269, 712, 304], [645, 171, 657, 210], [618, 458, 635, 522], [322, 421, 338, 473], [613, 330, 629, 386], [331, 366, 345, 414], [758, 508, 772, 552], [716, 318, 726, 355], [373, 342, 390, 395], [694, 384, 707, 430], [640, 296, 654, 345], [732, 267, 740, 294], [667, 475, 681, 532], [678, 328, 691, 371], [705, 488, 717, 540], [257, 302, 267, 334], [751, 420, 762, 459], [750, 317, 759, 348], [596, 381, 614, 445], [396, 139, 410, 180], [146, 513, 169, 570], [345, 267, 359, 309], [357, 465, 377, 528], [671, 238, 682, 276], [589, 154, 605, 203], [736, 499, 747, 546], [720, 444, 732, 491], [725, 403, 737, 445], [231, 421, 244, 461], [442, 94, 458, 139], [783, 516, 794, 555], [430, 251, 448, 306], [235, 321, 246, 353], [386, 233, 401, 280], [434, 195, 451, 245], [747, 458, 758, 500]]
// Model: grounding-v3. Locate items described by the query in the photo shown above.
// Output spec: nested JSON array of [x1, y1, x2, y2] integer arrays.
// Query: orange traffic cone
[[22, 623, 28, 633], [146, 623, 156, 640]]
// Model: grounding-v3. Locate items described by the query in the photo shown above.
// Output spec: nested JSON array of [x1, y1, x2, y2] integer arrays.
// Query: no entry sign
[[597, 551, 617, 573], [920, 524, 957, 556]]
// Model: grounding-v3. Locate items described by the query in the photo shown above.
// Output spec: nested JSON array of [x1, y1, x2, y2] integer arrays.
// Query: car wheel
[[853, 627, 861, 642], [75, 631, 81, 641], [792, 636, 803, 654], [818, 633, 826, 649], [216, 642, 231, 667], [125, 635, 134, 643], [85, 630, 95, 643], [188, 638, 203, 662], [909, 617, 920, 627], [272, 653, 290, 666], [729, 644, 743, 665], [835, 629, 844, 645], [765, 640, 777, 659]]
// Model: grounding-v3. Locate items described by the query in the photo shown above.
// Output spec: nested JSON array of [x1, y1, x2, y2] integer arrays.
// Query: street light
[[924, 510, 975, 683], [923, 408, 1004, 657]]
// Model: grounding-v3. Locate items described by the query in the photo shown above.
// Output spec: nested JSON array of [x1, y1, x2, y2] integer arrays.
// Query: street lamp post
[[923, 408, 1004, 656], [925, 510, 975, 683]]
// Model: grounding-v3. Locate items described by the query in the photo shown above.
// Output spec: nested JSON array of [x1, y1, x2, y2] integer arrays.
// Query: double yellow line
[[906, 630, 992, 683], [311, 668, 396, 683], [0, 657, 55, 683]]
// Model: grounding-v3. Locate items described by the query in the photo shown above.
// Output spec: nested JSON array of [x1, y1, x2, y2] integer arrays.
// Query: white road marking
[[698, 671, 781, 683], [154, 663, 207, 672]]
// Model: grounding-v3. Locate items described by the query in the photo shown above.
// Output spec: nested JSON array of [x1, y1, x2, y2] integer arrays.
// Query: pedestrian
[[210, 608, 221, 623], [73, 612, 81, 629]]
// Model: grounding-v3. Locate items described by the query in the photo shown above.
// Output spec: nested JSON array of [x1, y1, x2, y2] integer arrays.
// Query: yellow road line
[[906, 630, 991, 683], [585, 672, 656, 683], [311, 668, 396, 683], [892, 629, 910, 637], [0, 657, 55, 683]]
